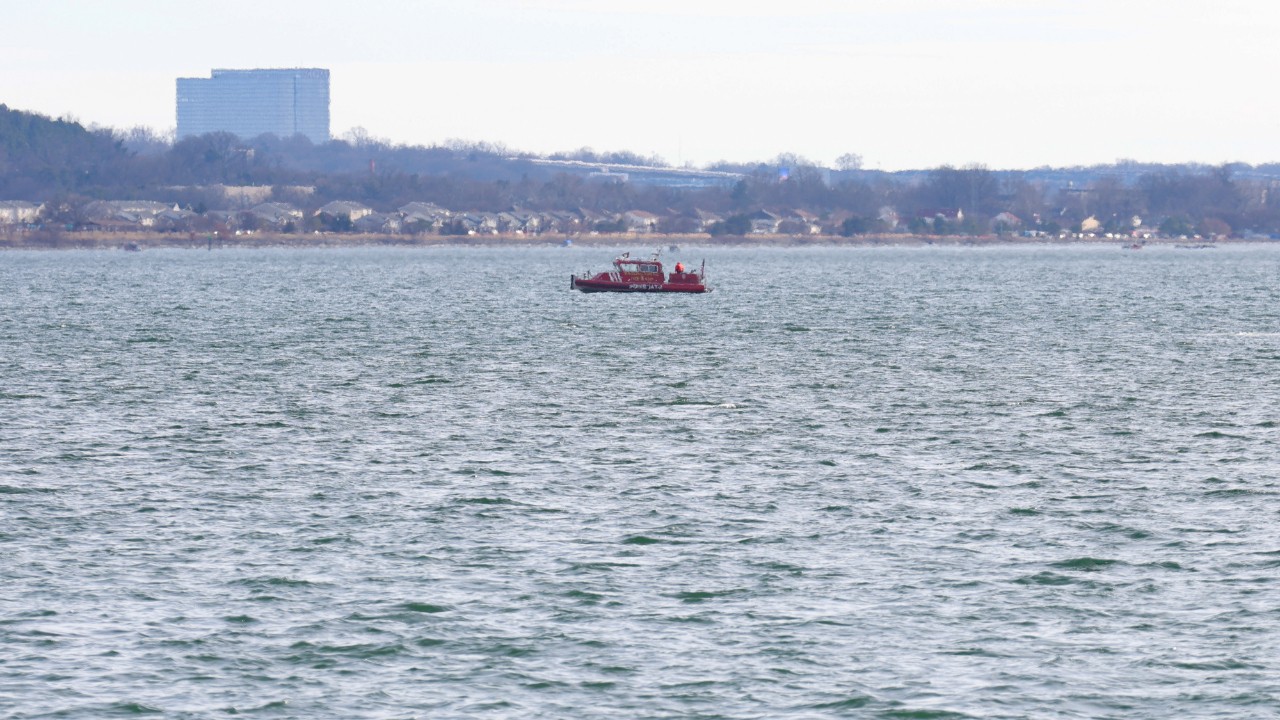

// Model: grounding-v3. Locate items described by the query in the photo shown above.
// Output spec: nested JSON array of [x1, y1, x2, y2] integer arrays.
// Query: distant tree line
[[4, 104, 1280, 237]]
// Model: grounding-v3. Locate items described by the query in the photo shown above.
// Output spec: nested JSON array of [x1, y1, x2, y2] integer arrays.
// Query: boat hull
[[571, 275, 708, 293]]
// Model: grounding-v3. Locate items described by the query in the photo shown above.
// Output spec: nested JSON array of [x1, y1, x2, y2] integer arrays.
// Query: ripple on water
[[3, 246, 1280, 718]]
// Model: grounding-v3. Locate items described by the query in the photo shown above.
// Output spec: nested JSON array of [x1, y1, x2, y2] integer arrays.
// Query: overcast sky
[[3, 0, 1277, 170]]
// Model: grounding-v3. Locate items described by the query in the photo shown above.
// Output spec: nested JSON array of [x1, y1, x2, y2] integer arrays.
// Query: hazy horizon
[[3, 1, 1278, 171]]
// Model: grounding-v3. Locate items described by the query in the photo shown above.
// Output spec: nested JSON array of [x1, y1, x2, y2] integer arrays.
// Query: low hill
[[0, 105, 136, 199]]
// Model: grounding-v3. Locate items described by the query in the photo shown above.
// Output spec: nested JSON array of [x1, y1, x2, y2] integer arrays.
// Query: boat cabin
[[613, 255, 664, 282]]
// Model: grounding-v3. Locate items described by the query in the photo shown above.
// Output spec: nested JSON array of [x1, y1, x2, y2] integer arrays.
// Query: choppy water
[[2, 245, 1279, 719]]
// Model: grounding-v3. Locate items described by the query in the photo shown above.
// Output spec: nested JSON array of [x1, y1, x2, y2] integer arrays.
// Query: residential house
[[496, 211, 540, 234], [786, 209, 823, 235], [453, 216, 480, 235], [455, 213, 499, 235], [399, 202, 451, 233], [353, 213, 402, 234], [578, 208, 619, 231], [512, 211, 540, 234], [918, 208, 964, 226], [0, 201, 43, 224], [202, 210, 237, 229], [249, 202, 303, 228], [399, 202, 451, 219], [825, 209, 857, 234], [541, 210, 584, 233], [496, 212, 519, 233], [401, 213, 444, 233], [153, 205, 199, 231], [877, 206, 900, 231], [748, 209, 781, 234], [316, 200, 374, 222], [991, 212, 1022, 233], [692, 209, 723, 232], [82, 200, 172, 227], [622, 210, 661, 233]]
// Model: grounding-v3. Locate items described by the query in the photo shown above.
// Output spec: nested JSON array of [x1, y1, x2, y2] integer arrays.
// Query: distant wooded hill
[[4, 103, 1280, 237]]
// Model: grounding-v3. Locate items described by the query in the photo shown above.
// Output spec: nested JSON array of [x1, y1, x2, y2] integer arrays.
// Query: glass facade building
[[176, 68, 330, 143]]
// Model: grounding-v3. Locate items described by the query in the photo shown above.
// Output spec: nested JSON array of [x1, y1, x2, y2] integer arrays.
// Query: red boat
[[571, 251, 709, 293]]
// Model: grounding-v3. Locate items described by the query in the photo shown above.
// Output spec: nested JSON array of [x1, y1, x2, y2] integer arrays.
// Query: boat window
[[641, 264, 658, 272]]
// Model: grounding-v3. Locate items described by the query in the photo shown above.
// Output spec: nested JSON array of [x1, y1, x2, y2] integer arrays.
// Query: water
[[2, 245, 1278, 719]]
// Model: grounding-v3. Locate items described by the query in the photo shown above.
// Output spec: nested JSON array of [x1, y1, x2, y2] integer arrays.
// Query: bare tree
[[835, 153, 863, 171]]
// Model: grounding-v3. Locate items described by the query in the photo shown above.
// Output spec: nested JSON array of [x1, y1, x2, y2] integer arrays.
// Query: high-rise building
[[176, 68, 330, 143]]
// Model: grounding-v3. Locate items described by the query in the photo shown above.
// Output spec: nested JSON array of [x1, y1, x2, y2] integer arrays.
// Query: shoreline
[[0, 230, 1260, 251]]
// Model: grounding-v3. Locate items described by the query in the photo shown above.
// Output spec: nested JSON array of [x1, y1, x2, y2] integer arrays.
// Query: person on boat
[[674, 262, 685, 274]]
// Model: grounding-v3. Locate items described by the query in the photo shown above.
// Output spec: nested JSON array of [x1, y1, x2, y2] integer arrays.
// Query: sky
[[2, 0, 1278, 170]]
